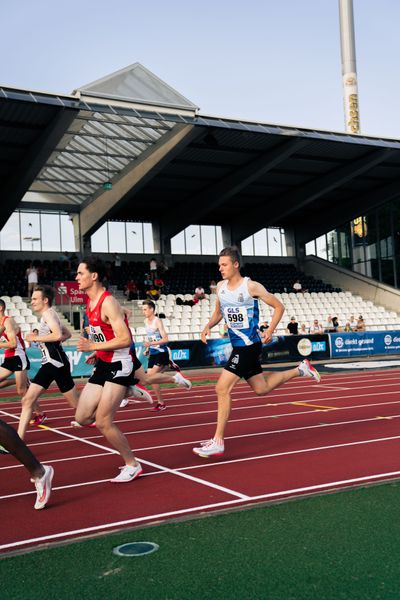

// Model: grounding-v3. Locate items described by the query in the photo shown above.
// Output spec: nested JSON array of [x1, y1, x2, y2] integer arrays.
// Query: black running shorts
[[88, 357, 141, 388], [148, 351, 170, 369], [32, 355, 74, 393], [224, 342, 263, 380], [1, 355, 30, 373]]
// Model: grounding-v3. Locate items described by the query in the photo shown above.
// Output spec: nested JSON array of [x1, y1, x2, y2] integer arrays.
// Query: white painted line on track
[[0, 408, 249, 502], [1, 469, 400, 552]]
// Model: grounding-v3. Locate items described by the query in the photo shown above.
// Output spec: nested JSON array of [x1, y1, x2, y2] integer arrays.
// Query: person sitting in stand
[[286, 316, 299, 335], [124, 280, 138, 301], [146, 285, 160, 302], [356, 315, 366, 331], [299, 323, 308, 335], [348, 314, 357, 331], [344, 322, 352, 332], [194, 285, 205, 302], [309, 319, 324, 334], [209, 280, 217, 295]]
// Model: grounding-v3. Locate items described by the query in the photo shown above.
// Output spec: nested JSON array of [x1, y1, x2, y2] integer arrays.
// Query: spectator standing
[[124, 280, 138, 301], [26, 263, 38, 297], [286, 316, 299, 335], [292, 279, 302, 293], [149, 258, 158, 280]]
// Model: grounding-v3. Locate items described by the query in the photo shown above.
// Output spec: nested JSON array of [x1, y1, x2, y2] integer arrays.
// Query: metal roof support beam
[[266, 147, 396, 225], [160, 137, 310, 242], [79, 123, 202, 238], [297, 176, 400, 244], [0, 107, 78, 229]]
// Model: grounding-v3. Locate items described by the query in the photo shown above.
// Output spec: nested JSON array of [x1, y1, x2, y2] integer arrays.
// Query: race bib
[[223, 306, 249, 329], [89, 325, 106, 343]]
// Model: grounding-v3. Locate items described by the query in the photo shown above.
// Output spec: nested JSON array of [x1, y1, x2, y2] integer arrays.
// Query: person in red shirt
[[75, 259, 191, 483]]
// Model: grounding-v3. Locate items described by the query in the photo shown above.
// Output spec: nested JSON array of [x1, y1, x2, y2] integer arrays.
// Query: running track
[[1, 368, 400, 554]]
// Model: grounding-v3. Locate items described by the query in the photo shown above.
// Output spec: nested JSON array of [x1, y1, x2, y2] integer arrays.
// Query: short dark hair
[[0, 299, 5, 312], [219, 246, 241, 266], [142, 300, 156, 311], [34, 285, 55, 307], [81, 257, 106, 282]]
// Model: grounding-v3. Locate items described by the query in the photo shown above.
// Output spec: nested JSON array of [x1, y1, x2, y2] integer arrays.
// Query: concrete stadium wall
[[303, 255, 400, 312]]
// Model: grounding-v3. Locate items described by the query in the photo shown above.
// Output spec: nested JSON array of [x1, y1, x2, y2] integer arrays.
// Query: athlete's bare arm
[[0, 318, 17, 349], [26, 310, 62, 344], [144, 317, 169, 350], [77, 296, 131, 352], [201, 283, 223, 344], [248, 280, 285, 344], [60, 324, 72, 342]]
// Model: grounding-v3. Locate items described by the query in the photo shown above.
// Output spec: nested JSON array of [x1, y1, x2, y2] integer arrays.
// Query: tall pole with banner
[[338, 1, 370, 274]]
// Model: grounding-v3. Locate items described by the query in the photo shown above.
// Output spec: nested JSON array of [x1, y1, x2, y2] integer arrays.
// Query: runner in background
[[142, 299, 181, 412]]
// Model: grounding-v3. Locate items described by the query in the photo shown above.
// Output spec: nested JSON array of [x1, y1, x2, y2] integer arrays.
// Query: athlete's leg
[[0, 379, 15, 390], [95, 382, 139, 467], [147, 365, 163, 403], [74, 383, 102, 425], [0, 366, 13, 386], [0, 418, 44, 478], [62, 385, 79, 409], [214, 369, 241, 440], [18, 383, 45, 440], [247, 366, 301, 396], [14, 370, 30, 397]]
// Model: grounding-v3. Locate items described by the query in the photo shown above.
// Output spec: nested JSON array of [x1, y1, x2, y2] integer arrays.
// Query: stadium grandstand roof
[[1, 62, 400, 247]]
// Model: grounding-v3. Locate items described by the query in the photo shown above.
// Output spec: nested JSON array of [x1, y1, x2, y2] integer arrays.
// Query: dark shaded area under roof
[[1, 85, 400, 247]]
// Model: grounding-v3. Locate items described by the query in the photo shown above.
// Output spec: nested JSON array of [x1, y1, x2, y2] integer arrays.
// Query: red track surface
[[1, 368, 400, 554]]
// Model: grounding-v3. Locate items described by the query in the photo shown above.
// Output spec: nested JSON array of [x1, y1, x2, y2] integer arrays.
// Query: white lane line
[[0, 408, 249, 501], [1, 469, 400, 552]]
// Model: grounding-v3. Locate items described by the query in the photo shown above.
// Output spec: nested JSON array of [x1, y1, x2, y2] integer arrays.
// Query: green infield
[[1, 481, 400, 599]]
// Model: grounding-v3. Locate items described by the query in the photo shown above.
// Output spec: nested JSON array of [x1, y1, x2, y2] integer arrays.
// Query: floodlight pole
[[339, 0, 360, 134]]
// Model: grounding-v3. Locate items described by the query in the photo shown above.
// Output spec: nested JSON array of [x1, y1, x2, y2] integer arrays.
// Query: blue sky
[[2, 0, 400, 138]]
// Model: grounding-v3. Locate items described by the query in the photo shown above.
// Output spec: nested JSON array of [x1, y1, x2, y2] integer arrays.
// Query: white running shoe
[[71, 420, 96, 428], [127, 384, 153, 404], [174, 372, 192, 390], [298, 359, 321, 383], [193, 438, 224, 458], [120, 398, 130, 408], [32, 465, 54, 510], [110, 462, 143, 483]]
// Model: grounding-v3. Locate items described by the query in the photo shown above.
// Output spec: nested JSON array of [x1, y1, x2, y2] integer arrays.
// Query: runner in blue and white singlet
[[218, 276, 261, 347], [193, 246, 321, 459]]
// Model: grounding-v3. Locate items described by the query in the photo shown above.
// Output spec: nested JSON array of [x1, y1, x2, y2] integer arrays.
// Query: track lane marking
[[0, 409, 249, 501]]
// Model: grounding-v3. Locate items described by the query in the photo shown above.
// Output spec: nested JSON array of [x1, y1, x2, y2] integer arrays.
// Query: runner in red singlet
[[74, 259, 191, 483]]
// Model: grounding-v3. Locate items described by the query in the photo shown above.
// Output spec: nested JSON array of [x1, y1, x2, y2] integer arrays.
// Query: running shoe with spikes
[[298, 359, 321, 383], [174, 372, 192, 390], [30, 413, 47, 426], [0, 444, 9, 455], [32, 465, 54, 510], [110, 462, 142, 483], [149, 402, 166, 412], [193, 438, 224, 458], [120, 398, 130, 408], [127, 383, 153, 404], [71, 420, 96, 428]]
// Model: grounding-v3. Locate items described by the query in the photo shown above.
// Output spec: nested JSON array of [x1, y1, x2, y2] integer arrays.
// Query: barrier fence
[[1, 331, 399, 378]]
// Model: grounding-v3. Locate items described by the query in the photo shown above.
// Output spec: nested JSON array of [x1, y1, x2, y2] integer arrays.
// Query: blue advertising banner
[[329, 330, 400, 358]]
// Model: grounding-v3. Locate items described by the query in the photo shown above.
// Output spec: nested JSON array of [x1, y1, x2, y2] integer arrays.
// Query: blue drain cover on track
[[113, 542, 159, 557]]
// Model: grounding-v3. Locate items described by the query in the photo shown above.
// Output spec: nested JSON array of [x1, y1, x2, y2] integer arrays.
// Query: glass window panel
[[316, 235, 327, 259], [143, 223, 154, 254], [267, 228, 281, 256], [200, 225, 216, 255], [216, 227, 223, 253], [91, 222, 108, 253], [126, 223, 143, 253], [108, 222, 126, 253], [20, 212, 41, 251], [305, 241, 315, 255], [280, 228, 287, 256], [171, 230, 185, 254], [185, 225, 201, 254], [0, 212, 20, 250], [41, 213, 61, 251], [241, 236, 254, 256], [60, 214, 76, 251], [254, 229, 268, 256]]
